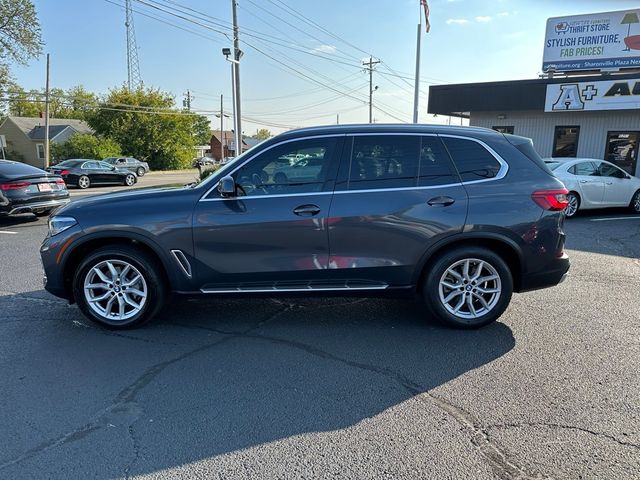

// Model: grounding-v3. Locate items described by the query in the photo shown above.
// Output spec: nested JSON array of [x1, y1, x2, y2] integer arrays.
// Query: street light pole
[[44, 53, 50, 169], [231, 0, 242, 156], [412, 22, 421, 124], [220, 94, 224, 162]]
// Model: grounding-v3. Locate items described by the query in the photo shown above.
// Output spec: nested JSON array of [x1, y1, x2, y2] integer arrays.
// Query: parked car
[[41, 125, 570, 330], [272, 156, 324, 184], [0, 160, 69, 217], [47, 159, 137, 189], [545, 158, 640, 217], [192, 157, 215, 168], [103, 157, 150, 177]]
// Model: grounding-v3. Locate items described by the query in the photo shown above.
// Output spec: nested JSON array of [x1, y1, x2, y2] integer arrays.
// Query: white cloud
[[475, 16, 493, 23], [312, 44, 337, 54], [446, 18, 469, 25], [497, 11, 510, 17]]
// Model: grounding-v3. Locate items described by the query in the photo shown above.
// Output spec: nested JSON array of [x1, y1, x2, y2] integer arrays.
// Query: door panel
[[571, 162, 605, 207], [327, 135, 467, 286], [597, 162, 634, 205], [192, 136, 342, 288]]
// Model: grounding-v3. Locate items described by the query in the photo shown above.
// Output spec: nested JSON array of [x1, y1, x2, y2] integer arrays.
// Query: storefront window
[[552, 126, 580, 157], [605, 132, 639, 175], [492, 126, 514, 134]]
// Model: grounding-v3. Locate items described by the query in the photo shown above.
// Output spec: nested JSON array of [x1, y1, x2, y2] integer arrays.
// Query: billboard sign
[[543, 9, 640, 72], [544, 78, 640, 112]]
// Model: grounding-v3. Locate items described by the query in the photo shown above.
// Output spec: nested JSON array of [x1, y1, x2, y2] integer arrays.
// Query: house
[[0, 116, 93, 168], [210, 130, 248, 161]]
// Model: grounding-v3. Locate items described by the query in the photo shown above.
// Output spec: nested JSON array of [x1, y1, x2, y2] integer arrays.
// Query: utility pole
[[413, 24, 422, 123], [231, 0, 242, 157], [336, 113, 339, 125], [220, 94, 224, 161], [362, 57, 380, 124], [44, 53, 50, 169], [183, 90, 193, 111]]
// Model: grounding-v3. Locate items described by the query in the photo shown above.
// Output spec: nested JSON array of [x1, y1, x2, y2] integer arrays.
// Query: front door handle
[[427, 196, 455, 207], [605, 181, 613, 185], [293, 204, 321, 216], [579, 180, 590, 184]]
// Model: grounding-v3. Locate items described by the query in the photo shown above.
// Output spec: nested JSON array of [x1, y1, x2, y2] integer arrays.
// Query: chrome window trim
[[439, 134, 509, 184], [199, 134, 346, 201], [198, 132, 509, 203]]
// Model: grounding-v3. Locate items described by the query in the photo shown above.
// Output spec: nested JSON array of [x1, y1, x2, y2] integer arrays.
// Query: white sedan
[[544, 158, 640, 217]]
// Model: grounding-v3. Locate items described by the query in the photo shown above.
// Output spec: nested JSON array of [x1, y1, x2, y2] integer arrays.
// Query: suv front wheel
[[72, 245, 166, 329], [423, 247, 513, 328]]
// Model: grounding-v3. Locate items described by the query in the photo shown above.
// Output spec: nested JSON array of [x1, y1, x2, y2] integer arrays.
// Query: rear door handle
[[293, 204, 321, 216], [579, 180, 589, 184], [427, 196, 455, 207]]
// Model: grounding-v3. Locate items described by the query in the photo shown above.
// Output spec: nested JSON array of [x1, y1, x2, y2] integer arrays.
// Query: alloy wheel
[[565, 193, 579, 217], [438, 258, 502, 319], [125, 174, 135, 186], [633, 192, 640, 212], [84, 260, 148, 321], [78, 176, 90, 189]]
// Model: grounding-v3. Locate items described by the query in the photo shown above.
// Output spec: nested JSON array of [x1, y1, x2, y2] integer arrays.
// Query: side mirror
[[217, 175, 236, 197], [110, 166, 116, 171]]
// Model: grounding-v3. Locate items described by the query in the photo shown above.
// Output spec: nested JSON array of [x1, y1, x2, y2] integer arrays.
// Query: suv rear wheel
[[72, 245, 166, 329], [422, 247, 513, 328]]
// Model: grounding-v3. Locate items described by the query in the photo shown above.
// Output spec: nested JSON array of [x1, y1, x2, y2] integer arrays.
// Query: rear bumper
[[519, 253, 570, 292], [3, 198, 70, 216]]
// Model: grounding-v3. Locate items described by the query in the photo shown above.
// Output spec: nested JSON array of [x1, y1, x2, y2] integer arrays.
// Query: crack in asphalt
[[487, 422, 640, 450], [0, 303, 294, 473], [168, 321, 550, 480], [123, 423, 141, 480]]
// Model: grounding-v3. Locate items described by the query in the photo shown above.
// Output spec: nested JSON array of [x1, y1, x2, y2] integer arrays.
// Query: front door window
[[605, 132, 639, 176]]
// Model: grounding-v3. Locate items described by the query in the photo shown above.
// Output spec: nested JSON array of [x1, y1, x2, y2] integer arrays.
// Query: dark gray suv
[[40, 125, 570, 329]]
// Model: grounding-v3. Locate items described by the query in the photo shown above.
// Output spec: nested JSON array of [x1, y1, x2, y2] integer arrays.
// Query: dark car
[[0, 160, 69, 217], [47, 159, 137, 189], [103, 157, 150, 177], [40, 125, 570, 330]]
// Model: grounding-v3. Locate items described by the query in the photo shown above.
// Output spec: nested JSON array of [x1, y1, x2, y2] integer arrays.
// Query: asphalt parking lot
[[1, 200, 639, 479]]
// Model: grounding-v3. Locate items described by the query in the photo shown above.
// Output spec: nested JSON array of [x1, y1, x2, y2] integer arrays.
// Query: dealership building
[[427, 9, 640, 177]]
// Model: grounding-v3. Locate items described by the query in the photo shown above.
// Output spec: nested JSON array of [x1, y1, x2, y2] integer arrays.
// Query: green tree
[[5, 85, 41, 116], [0, 0, 43, 90], [89, 85, 203, 170], [254, 128, 271, 141], [50, 134, 122, 162]]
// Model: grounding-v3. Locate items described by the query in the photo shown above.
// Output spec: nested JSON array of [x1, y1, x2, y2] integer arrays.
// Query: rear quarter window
[[441, 137, 501, 182]]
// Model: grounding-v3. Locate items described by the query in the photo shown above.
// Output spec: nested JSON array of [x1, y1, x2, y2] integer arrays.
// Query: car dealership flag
[[421, 0, 431, 32]]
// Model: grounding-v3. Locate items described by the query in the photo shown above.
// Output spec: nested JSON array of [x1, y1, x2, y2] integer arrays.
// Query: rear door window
[[570, 162, 598, 176], [441, 137, 502, 182], [418, 136, 459, 186], [347, 135, 420, 190]]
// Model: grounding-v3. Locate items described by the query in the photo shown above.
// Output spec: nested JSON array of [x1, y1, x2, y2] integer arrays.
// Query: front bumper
[[40, 224, 82, 301]]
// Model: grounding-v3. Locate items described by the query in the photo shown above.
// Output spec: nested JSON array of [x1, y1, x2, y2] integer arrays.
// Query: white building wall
[[470, 110, 640, 169]]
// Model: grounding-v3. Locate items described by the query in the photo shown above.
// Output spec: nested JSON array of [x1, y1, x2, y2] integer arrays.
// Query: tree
[[254, 128, 271, 141], [50, 134, 122, 162], [192, 114, 211, 145], [89, 85, 204, 170], [5, 85, 41, 116], [0, 0, 43, 90]]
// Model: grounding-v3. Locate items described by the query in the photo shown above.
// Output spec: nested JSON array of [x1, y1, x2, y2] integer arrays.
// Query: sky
[[12, 0, 640, 134]]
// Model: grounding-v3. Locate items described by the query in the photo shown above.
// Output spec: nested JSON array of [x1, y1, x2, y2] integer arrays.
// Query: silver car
[[545, 157, 640, 217]]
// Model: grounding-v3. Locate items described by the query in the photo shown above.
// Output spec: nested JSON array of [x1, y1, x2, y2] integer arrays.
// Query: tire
[[35, 208, 53, 217], [630, 190, 640, 214], [564, 192, 580, 218], [78, 175, 90, 189], [136, 167, 145, 177], [72, 245, 166, 329], [422, 247, 513, 329], [124, 174, 136, 186]]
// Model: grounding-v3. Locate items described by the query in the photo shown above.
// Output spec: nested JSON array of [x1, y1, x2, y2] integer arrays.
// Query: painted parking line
[[0, 230, 18, 234], [590, 217, 640, 222]]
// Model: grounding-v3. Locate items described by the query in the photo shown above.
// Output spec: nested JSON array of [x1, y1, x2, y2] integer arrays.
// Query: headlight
[[48, 216, 77, 236]]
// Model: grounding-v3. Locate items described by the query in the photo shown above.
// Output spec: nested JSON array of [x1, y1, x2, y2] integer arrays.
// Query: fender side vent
[[171, 249, 192, 278]]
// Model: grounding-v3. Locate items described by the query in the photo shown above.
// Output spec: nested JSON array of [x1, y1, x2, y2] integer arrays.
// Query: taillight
[[0, 181, 31, 191], [532, 188, 569, 211], [55, 178, 65, 185], [59, 169, 70, 176]]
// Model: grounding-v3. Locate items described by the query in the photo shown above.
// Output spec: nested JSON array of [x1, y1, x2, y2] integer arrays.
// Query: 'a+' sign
[[581, 85, 598, 101]]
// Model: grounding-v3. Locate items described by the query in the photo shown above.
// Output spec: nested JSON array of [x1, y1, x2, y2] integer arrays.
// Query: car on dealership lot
[[103, 157, 150, 177], [41, 124, 570, 330], [545, 158, 640, 217], [0, 160, 69, 217], [47, 159, 137, 189], [192, 157, 215, 168]]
